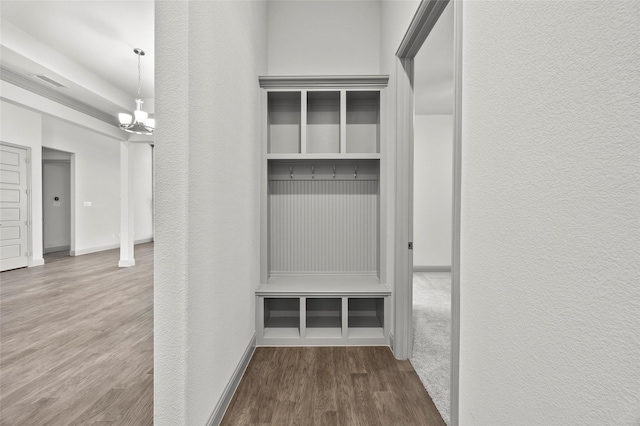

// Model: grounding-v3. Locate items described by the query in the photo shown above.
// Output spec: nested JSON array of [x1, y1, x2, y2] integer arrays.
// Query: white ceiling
[[1, 0, 155, 122], [1, 0, 451, 124], [414, 1, 454, 115]]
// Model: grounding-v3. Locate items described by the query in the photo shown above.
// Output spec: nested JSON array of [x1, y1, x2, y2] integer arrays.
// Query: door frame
[[393, 0, 463, 424]]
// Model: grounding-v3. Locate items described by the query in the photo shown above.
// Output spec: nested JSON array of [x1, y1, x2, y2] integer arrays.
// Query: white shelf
[[264, 327, 300, 339], [267, 153, 380, 160], [257, 274, 390, 296], [347, 328, 384, 339], [348, 315, 383, 328], [306, 328, 342, 339]]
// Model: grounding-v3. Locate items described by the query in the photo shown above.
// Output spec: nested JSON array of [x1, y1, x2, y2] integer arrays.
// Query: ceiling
[[1, 0, 155, 125], [1, 0, 451, 128]]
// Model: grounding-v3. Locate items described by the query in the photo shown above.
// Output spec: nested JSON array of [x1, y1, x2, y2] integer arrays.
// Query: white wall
[[154, 1, 267, 424], [0, 100, 44, 265], [40, 117, 154, 254], [459, 1, 640, 424], [413, 114, 452, 268], [268, 0, 381, 75], [42, 116, 120, 254]]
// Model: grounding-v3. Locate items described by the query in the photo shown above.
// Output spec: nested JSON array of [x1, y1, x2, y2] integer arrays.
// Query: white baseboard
[[71, 237, 154, 257], [413, 265, 451, 273], [30, 258, 45, 267], [207, 334, 256, 426], [44, 245, 70, 254]]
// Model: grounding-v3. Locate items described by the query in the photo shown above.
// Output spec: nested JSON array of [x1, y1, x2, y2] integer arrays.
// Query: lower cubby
[[348, 298, 385, 339], [256, 276, 390, 346], [263, 297, 300, 339], [306, 298, 342, 338]]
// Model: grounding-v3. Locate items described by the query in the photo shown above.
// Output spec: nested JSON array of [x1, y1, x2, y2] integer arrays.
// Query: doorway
[[394, 0, 463, 424], [411, 1, 455, 423], [42, 148, 72, 256]]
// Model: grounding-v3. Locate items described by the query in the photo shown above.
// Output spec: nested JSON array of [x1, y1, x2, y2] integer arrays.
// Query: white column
[[119, 141, 135, 267]]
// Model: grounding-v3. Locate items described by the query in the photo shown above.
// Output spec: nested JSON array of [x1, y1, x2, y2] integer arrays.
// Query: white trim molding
[[397, 0, 450, 58], [259, 75, 389, 89], [450, 1, 463, 424], [69, 238, 154, 257], [413, 265, 452, 273], [207, 334, 256, 426], [393, 56, 415, 361]]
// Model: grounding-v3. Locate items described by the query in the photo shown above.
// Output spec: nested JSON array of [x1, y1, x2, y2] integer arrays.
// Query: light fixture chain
[[137, 51, 142, 97]]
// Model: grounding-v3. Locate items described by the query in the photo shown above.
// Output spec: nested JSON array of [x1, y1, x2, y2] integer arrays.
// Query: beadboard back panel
[[269, 179, 379, 274]]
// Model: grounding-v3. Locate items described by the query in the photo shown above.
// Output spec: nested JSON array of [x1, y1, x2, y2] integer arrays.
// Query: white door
[[1, 144, 29, 271]]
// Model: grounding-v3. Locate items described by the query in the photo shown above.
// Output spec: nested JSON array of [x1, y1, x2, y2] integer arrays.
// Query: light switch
[[83, 201, 92, 207]]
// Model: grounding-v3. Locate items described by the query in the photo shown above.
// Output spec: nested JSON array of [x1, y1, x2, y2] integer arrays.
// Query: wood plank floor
[[221, 346, 446, 426], [0, 244, 153, 426], [2, 245, 444, 426]]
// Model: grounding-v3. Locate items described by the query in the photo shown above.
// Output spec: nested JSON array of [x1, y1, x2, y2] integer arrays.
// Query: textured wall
[[155, 1, 267, 425], [268, 0, 381, 76], [154, 2, 188, 423], [459, 1, 640, 424]]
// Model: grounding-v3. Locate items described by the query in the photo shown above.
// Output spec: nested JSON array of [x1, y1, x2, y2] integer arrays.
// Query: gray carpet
[[411, 272, 451, 425]]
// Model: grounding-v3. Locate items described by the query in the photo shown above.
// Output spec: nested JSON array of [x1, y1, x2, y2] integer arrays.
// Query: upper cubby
[[268, 91, 301, 154], [261, 76, 388, 159], [346, 91, 380, 154], [307, 91, 340, 154]]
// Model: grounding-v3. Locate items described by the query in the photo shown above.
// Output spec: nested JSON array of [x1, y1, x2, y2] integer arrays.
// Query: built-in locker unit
[[256, 76, 391, 346]]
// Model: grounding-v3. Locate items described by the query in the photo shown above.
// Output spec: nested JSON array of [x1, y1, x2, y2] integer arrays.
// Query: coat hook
[[290, 166, 293, 179], [354, 166, 358, 179], [311, 166, 315, 179], [333, 166, 336, 179]]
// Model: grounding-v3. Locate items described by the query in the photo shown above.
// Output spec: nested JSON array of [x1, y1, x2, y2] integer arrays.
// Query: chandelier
[[118, 48, 154, 135]]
